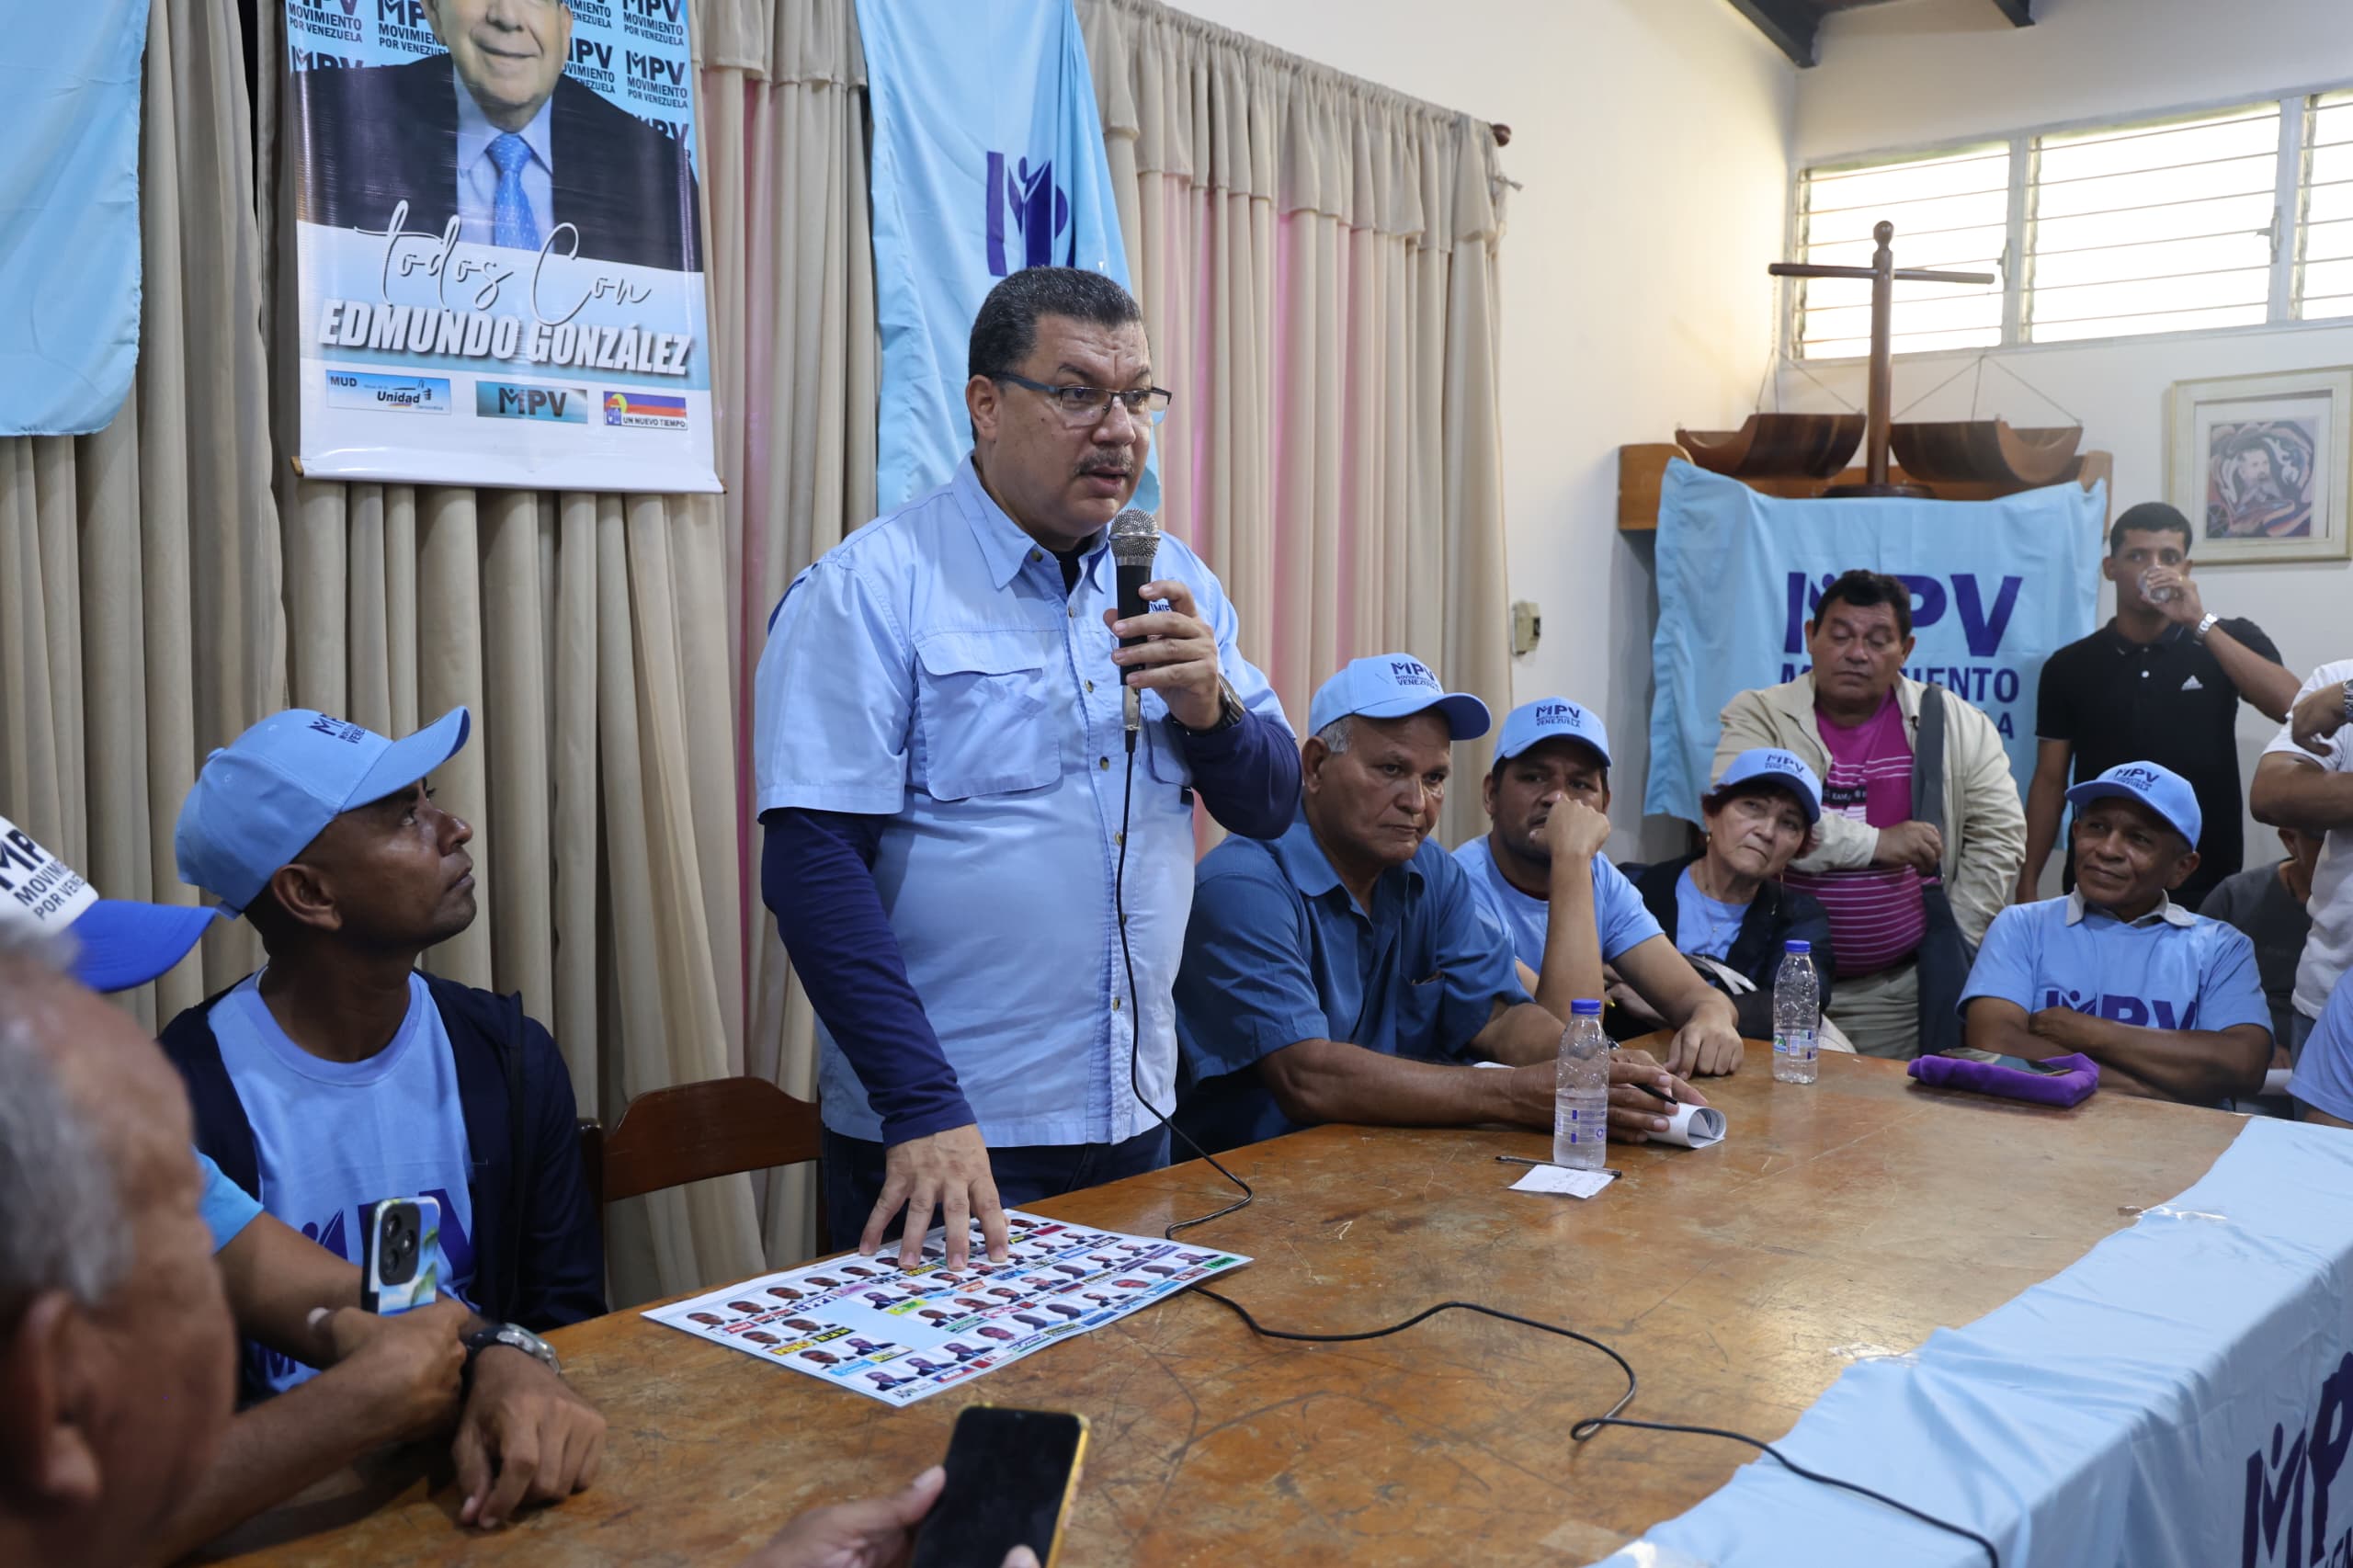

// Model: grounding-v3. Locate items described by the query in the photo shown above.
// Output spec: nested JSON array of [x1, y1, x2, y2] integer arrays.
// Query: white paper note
[[1510, 1165, 1620, 1199], [1654, 1103, 1726, 1149]]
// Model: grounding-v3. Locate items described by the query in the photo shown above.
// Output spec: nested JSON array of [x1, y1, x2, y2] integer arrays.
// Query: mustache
[[1076, 460, 1133, 477]]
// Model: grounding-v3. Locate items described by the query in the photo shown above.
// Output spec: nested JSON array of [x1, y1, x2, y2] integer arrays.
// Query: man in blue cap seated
[[1171, 655, 1701, 1155], [0, 808, 605, 1544], [1959, 761, 2270, 1104], [1454, 699, 1747, 1076], [155, 709, 608, 1519]]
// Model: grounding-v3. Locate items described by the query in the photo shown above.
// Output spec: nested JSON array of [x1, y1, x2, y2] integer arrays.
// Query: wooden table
[[207, 1046, 2245, 1566]]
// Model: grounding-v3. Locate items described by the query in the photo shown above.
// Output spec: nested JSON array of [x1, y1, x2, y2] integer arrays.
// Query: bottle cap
[[1569, 998, 1602, 1016], [1784, 939, 1811, 954]]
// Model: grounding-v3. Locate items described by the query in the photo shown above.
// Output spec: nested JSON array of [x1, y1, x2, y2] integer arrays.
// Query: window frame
[[1787, 80, 2353, 365]]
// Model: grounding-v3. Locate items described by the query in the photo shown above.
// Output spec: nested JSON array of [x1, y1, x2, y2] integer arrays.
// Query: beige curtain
[[0, 0, 282, 1036], [1, 0, 875, 1310], [1077, 0, 1512, 847], [697, 0, 877, 1273]]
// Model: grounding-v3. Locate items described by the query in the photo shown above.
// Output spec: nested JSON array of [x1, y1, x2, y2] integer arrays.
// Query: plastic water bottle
[[1773, 939, 1820, 1085], [1553, 999, 1610, 1170]]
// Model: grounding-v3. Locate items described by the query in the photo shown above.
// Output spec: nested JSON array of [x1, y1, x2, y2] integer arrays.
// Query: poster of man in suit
[[287, 0, 719, 492]]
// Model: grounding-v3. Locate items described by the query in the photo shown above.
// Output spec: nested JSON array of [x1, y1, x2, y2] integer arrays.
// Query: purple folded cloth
[[1907, 1051, 2100, 1108]]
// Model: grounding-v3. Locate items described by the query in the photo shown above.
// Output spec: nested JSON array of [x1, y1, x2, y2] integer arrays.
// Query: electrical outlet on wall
[[1510, 600, 1540, 657]]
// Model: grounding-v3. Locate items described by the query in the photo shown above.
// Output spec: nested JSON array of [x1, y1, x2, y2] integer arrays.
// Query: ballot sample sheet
[[642, 1210, 1251, 1405]]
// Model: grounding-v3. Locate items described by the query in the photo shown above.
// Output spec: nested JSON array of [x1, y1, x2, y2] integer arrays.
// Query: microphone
[[1108, 507, 1159, 737]]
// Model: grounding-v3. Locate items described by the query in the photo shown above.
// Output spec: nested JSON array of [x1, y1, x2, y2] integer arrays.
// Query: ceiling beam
[[1725, 0, 1820, 68], [1987, 0, 2035, 24]]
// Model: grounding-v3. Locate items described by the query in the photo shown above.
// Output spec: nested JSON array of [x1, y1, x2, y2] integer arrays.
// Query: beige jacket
[[1712, 675, 2025, 949]]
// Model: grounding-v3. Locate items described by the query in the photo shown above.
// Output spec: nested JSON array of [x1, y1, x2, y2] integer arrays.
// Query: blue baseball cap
[[176, 708, 472, 915], [1495, 698, 1611, 767], [2065, 760, 2201, 846], [1710, 747, 1824, 825], [1307, 654, 1490, 740], [0, 814, 220, 993]]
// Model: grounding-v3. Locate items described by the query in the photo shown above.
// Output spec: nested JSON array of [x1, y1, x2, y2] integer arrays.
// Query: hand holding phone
[[910, 1407, 1086, 1568], [739, 1461, 1048, 1568]]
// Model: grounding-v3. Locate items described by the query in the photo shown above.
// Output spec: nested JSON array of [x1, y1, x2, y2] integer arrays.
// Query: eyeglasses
[[992, 372, 1173, 427]]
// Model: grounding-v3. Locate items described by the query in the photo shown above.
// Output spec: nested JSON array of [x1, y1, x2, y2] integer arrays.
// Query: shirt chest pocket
[[1394, 968, 1455, 1060], [913, 631, 1063, 801]]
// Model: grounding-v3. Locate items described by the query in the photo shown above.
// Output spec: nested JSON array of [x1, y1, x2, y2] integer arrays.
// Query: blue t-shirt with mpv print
[[1961, 893, 2270, 1039], [210, 970, 477, 1392]]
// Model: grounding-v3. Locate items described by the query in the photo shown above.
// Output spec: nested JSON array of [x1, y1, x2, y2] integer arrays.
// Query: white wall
[[1168, 0, 1798, 856], [1788, 0, 2353, 891]]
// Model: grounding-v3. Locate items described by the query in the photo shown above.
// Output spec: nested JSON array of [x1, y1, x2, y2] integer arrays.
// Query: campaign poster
[[284, 0, 718, 492]]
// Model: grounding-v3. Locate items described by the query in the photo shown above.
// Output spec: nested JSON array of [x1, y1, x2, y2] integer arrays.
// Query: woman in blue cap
[[1631, 749, 1836, 1039]]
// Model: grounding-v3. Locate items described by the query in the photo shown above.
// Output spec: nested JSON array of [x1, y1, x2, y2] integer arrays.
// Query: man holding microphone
[[754, 267, 1296, 1267]]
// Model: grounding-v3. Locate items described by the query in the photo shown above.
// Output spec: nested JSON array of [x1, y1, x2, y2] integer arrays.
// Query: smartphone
[[359, 1196, 442, 1315], [909, 1406, 1088, 1568]]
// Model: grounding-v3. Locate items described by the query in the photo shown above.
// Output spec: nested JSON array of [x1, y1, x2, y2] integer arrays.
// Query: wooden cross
[[1770, 221, 1995, 496]]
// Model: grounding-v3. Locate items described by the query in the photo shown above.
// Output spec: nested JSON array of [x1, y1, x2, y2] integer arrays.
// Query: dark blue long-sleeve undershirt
[[761, 708, 1300, 1147]]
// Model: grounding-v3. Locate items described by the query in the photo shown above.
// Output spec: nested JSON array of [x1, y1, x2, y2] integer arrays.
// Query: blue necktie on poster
[[487, 134, 540, 251], [856, 0, 1158, 514], [1645, 460, 2104, 823], [0, 0, 152, 437]]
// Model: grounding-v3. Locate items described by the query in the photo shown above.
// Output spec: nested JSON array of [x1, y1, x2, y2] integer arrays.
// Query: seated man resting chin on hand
[[1960, 762, 2270, 1105], [1169, 655, 1702, 1157], [1453, 698, 1745, 1077]]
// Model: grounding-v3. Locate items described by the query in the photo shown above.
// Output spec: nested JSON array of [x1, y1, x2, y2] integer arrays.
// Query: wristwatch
[[1172, 675, 1247, 736], [2192, 612, 2221, 642], [2342, 679, 2353, 726], [464, 1322, 562, 1377]]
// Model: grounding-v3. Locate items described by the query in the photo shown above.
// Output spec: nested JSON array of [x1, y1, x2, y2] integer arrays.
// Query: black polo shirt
[[2035, 617, 2280, 907]]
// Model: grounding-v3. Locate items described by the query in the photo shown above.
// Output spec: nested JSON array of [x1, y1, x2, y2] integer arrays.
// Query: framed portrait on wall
[[2166, 369, 2353, 564]]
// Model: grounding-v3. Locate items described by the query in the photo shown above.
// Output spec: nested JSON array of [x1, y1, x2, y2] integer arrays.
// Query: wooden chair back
[[579, 1076, 824, 1214]]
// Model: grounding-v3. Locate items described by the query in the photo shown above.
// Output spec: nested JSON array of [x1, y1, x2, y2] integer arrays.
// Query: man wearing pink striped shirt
[[1714, 572, 2025, 1058]]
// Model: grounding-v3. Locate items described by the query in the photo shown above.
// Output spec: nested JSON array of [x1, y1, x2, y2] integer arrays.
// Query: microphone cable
[[1105, 701, 1997, 1568]]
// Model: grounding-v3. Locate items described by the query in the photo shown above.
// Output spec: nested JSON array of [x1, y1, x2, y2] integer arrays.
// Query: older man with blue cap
[[1961, 760, 2270, 1104], [1170, 656, 1699, 1155], [155, 707, 608, 1524], [1456, 698, 1747, 1077]]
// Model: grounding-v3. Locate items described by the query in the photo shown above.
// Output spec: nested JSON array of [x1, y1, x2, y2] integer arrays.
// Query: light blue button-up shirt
[[452, 63, 554, 248], [754, 458, 1289, 1145]]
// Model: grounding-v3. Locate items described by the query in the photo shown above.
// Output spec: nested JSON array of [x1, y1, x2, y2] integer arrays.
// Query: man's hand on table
[[455, 1345, 608, 1528], [1607, 1049, 1708, 1142], [1662, 1006, 1745, 1078], [740, 1466, 1039, 1568], [867, 1123, 1010, 1269], [1503, 1049, 1705, 1142]]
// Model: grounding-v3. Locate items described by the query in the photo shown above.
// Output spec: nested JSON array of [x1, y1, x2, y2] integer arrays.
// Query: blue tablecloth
[[1593, 1116, 2353, 1567]]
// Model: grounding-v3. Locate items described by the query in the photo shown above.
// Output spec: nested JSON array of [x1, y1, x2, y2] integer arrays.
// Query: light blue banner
[[857, 0, 1157, 513], [0, 0, 151, 437], [1593, 1116, 2353, 1567], [1645, 460, 2104, 823]]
